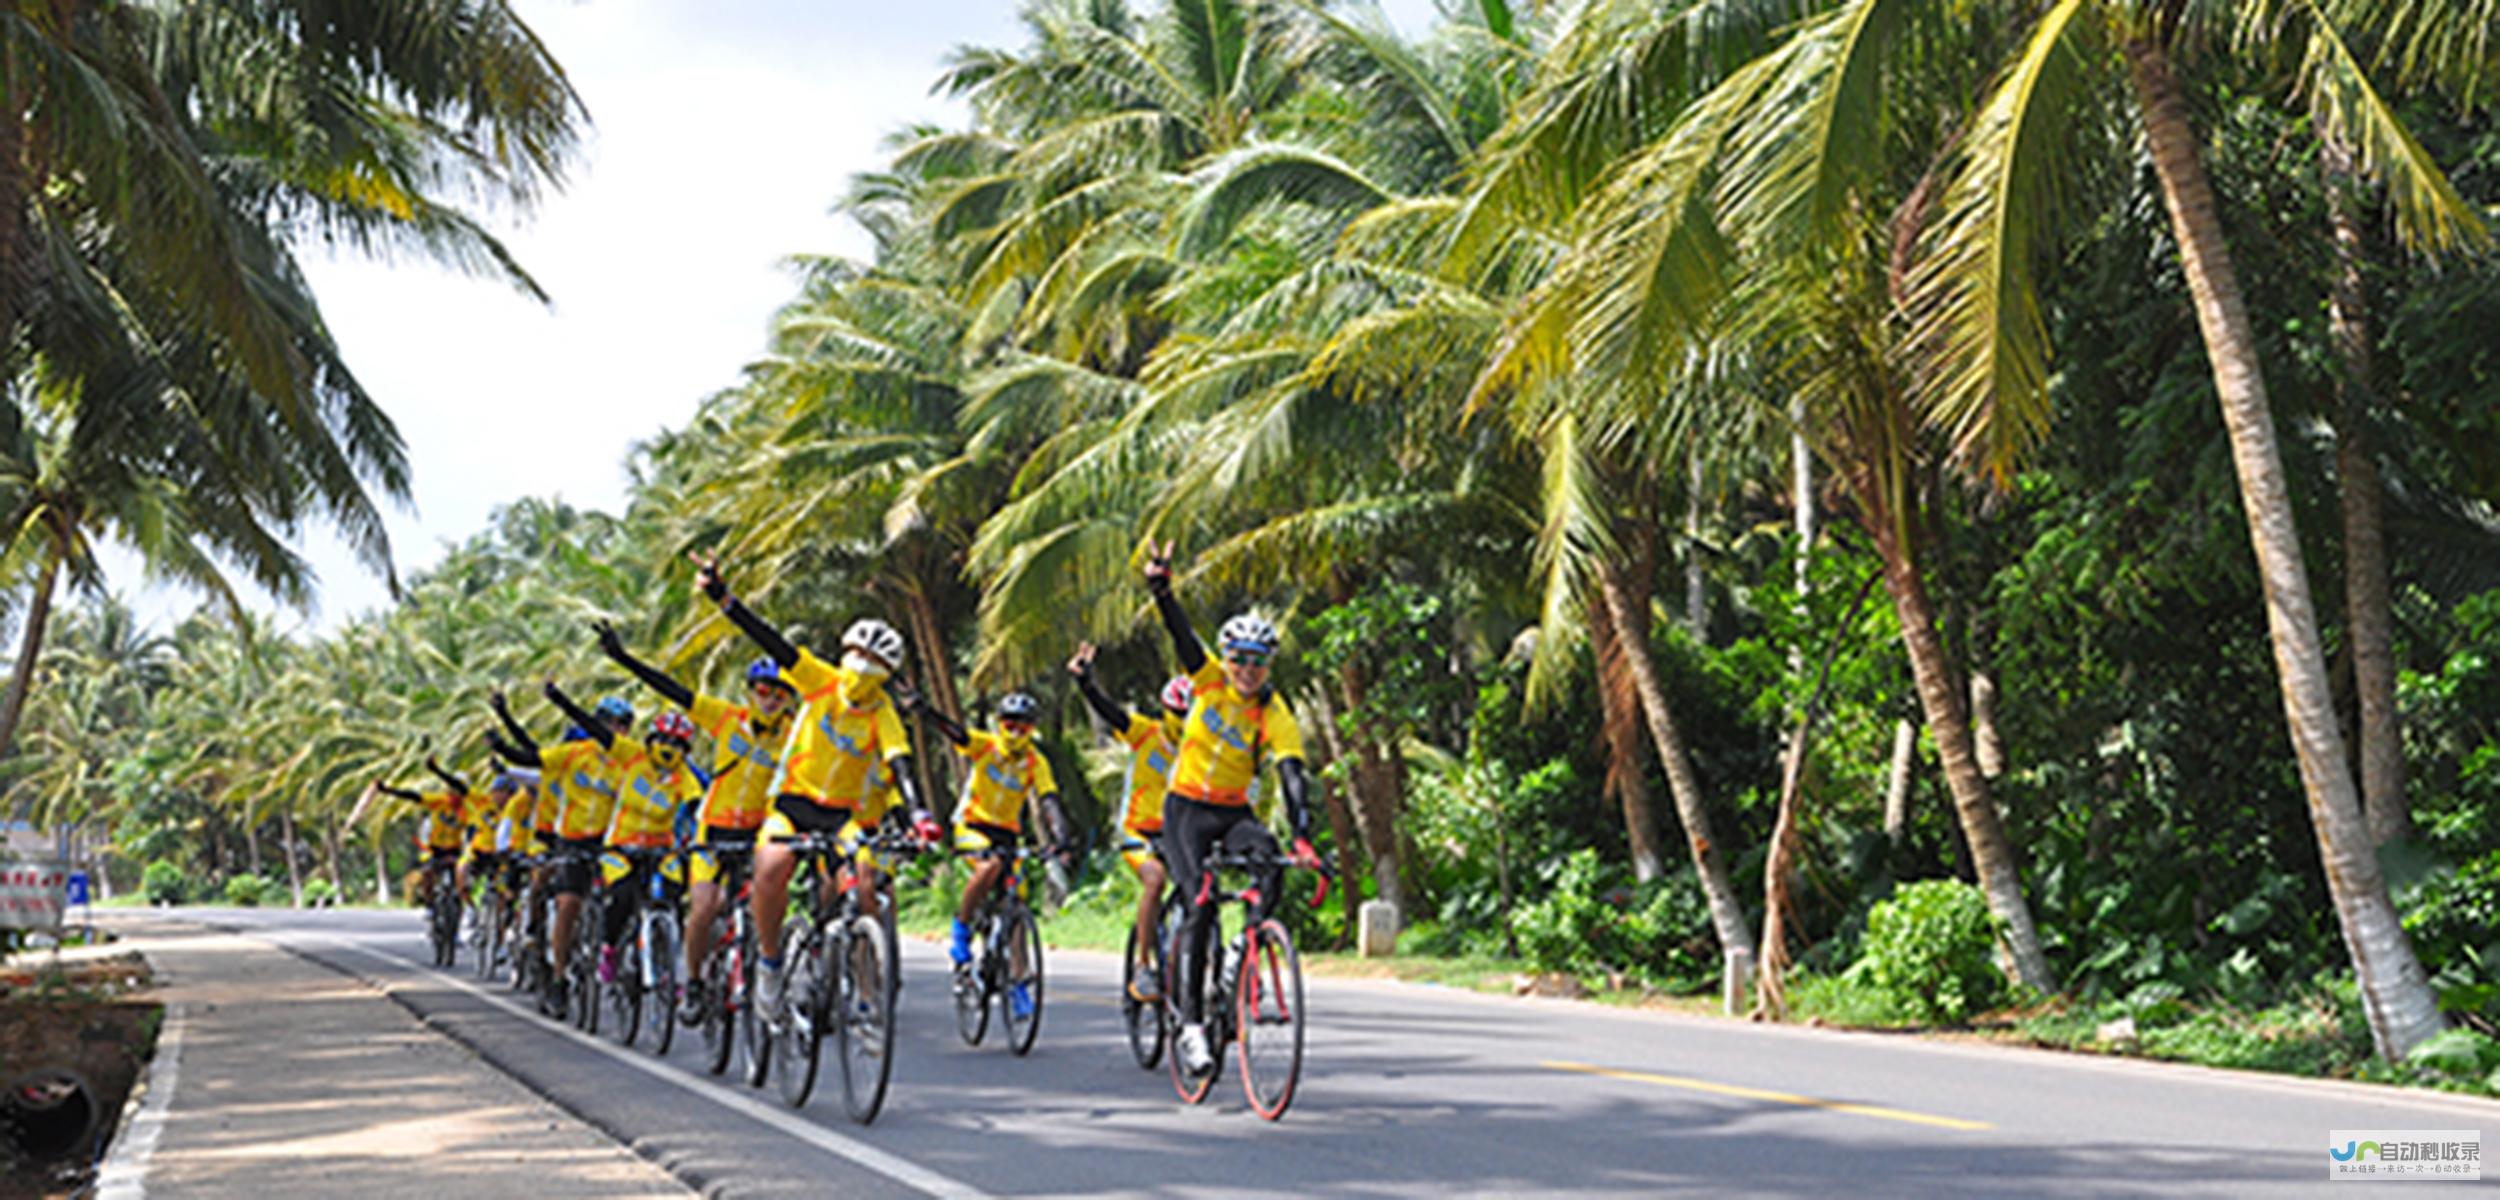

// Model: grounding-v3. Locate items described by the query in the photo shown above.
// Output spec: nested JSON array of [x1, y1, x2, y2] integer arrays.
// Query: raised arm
[[486, 730, 541, 768], [541, 681, 614, 749], [1066, 643, 1134, 731], [375, 782, 424, 802], [694, 553, 800, 669], [489, 689, 539, 756], [1142, 542, 1206, 674], [893, 679, 969, 749], [425, 755, 470, 796], [595, 619, 695, 710]]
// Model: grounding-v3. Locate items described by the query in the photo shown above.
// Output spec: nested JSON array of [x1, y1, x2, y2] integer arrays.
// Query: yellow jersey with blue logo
[[544, 740, 621, 841], [952, 730, 1057, 833], [605, 753, 700, 848], [1116, 713, 1180, 833], [463, 792, 501, 853], [771, 648, 911, 811], [690, 692, 790, 831], [1170, 659, 1303, 807], [417, 790, 473, 851], [530, 776, 561, 834]]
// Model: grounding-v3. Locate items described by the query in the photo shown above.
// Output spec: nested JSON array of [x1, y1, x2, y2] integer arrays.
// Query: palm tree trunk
[[1868, 517, 2057, 993], [1884, 718, 1917, 843], [0, 536, 65, 766], [2127, 38, 2442, 1060], [1593, 558, 1755, 1012], [1301, 685, 1367, 947], [1334, 660, 1414, 917], [324, 816, 345, 896], [1685, 456, 1708, 633], [281, 806, 304, 907], [373, 837, 391, 905], [2321, 137, 2407, 847], [896, 579, 959, 801], [1590, 587, 1667, 881]]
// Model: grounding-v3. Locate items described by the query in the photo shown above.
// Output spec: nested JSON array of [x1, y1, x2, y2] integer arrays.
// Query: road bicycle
[[424, 855, 462, 969], [767, 826, 920, 1121], [510, 853, 552, 998], [954, 843, 1049, 1057], [469, 858, 516, 982], [688, 844, 757, 1079], [1163, 846, 1330, 1120], [594, 846, 685, 1055]]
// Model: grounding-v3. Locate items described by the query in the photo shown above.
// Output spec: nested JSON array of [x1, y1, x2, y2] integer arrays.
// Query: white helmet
[[1218, 612, 1279, 656], [841, 618, 906, 668]]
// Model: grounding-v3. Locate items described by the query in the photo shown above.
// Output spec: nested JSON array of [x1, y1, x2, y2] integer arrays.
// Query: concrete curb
[[91, 1001, 184, 1200]]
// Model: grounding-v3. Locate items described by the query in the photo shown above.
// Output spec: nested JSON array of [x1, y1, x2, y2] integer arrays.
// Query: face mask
[[1161, 714, 1186, 743], [841, 650, 890, 683], [1002, 730, 1035, 755], [650, 743, 685, 772]]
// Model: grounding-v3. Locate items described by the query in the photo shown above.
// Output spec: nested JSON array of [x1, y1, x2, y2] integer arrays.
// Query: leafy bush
[[302, 878, 339, 908], [142, 860, 186, 906], [1846, 879, 2004, 1025], [2405, 1028, 2500, 1080], [1512, 849, 1716, 991], [222, 874, 270, 907]]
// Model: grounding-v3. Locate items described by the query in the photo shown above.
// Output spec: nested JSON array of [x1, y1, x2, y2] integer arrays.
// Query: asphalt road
[[189, 906, 2498, 1198]]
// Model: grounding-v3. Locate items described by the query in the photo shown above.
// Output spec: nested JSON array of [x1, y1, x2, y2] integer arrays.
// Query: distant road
[[192, 907, 2499, 1197]]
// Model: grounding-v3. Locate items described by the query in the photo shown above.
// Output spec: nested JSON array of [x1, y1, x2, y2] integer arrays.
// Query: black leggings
[[600, 854, 683, 947], [1164, 795, 1280, 1025]]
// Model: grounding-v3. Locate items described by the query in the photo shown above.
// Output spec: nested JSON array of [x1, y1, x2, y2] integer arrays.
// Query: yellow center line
[[1542, 1060, 1993, 1132]]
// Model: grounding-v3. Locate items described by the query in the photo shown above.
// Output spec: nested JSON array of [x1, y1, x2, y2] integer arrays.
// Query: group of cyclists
[[381, 546, 1326, 1121]]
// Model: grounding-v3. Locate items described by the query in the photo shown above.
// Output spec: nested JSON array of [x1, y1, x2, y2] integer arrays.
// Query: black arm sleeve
[[426, 759, 470, 796], [1149, 581, 1207, 674], [720, 597, 800, 669], [920, 704, 970, 749], [544, 684, 615, 749], [606, 643, 696, 711], [486, 732, 541, 768], [376, 783, 423, 801], [1277, 758, 1315, 843], [888, 755, 928, 819], [493, 701, 539, 756], [1072, 670, 1134, 732]]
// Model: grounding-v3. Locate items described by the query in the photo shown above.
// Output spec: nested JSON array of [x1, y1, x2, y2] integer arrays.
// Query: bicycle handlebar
[[1203, 847, 1337, 908]]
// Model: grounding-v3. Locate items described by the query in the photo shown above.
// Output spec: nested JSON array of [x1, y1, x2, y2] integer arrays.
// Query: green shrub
[[142, 860, 186, 906], [1848, 879, 2004, 1025], [302, 878, 339, 908], [2405, 1028, 2500, 1079], [222, 874, 270, 907], [1512, 849, 1717, 991]]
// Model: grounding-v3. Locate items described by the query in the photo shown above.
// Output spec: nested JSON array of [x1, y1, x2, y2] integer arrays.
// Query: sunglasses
[[1225, 650, 1271, 668], [1000, 718, 1036, 734]]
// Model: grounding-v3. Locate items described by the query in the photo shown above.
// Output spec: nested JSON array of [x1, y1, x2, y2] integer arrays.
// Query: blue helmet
[[746, 657, 789, 690], [593, 696, 634, 725], [562, 724, 589, 742]]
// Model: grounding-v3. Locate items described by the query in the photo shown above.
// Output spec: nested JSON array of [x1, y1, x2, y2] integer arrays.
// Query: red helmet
[[1160, 676, 1194, 714], [649, 711, 696, 744]]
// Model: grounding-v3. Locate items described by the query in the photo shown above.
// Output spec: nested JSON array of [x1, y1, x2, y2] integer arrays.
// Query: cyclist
[[376, 767, 472, 908], [692, 553, 941, 1027], [489, 689, 634, 1012], [593, 618, 794, 1024], [1067, 642, 1189, 1002], [438, 757, 501, 901], [912, 691, 1071, 998], [1140, 542, 1320, 1078], [543, 680, 704, 988]]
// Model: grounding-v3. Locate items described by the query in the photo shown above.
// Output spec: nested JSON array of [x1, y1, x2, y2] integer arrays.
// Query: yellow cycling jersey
[[605, 753, 699, 849], [770, 648, 911, 811], [530, 776, 561, 835], [543, 740, 621, 841], [952, 730, 1057, 834], [1170, 659, 1304, 807], [463, 792, 502, 853], [690, 692, 791, 831], [1115, 713, 1182, 834], [494, 788, 540, 856], [416, 790, 470, 851]]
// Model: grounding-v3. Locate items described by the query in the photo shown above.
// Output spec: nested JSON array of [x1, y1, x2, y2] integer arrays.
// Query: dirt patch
[[1, 953, 162, 1200]]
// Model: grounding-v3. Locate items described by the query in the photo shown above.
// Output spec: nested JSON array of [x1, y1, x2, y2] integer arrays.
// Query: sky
[[112, 0, 1446, 636]]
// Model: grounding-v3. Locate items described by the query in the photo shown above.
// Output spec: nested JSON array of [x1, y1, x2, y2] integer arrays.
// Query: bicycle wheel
[[953, 925, 991, 1047], [1122, 919, 1165, 1070], [776, 918, 823, 1108], [610, 933, 642, 1047], [1236, 919, 1305, 1120], [739, 941, 772, 1088], [837, 915, 894, 1124], [573, 936, 600, 1034], [1002, 906, 1044, 1057], [431, 882, 458, 968], [646, 912, 680, 1056], [701, 915, 736, 1076], [475, 889, 504, 980]]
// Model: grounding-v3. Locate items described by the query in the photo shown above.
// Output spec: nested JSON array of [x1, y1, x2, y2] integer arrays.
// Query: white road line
[[94, 1002, 185, 1200], [297, 930, 988, 1200]]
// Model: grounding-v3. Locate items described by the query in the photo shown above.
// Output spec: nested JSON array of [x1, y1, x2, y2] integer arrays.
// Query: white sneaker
[[756, 961, 786, 1029], [1177, 1022, 1215, 1075]]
